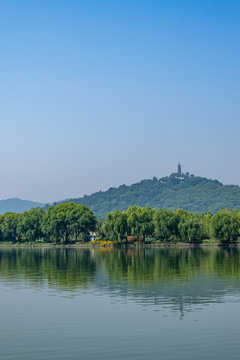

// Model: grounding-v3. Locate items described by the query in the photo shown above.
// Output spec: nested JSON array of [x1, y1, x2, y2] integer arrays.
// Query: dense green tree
[[0, 212, 22, 242], [211, 210, 240, 243], [102, 211, 127, 241], [176, 210, 207, 243], [178, 216, 204, 243], [153, 209, 178, 241], [42, 202, 97, 243], [70, 204, 97, 241], [126, 206, 154, 240], [17, 208, 45, 242], [201, 211, 212, 239]]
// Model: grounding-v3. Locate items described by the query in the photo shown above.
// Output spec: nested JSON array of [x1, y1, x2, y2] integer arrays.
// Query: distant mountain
[[64, 173, 240, 218], [0, 198, 45, 214]]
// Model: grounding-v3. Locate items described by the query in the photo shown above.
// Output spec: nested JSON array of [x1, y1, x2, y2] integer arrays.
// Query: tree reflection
[[1, 247, 240, 315]]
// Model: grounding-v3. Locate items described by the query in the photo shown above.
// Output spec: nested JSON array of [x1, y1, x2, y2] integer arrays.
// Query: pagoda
[[177, 162, 182, 175]]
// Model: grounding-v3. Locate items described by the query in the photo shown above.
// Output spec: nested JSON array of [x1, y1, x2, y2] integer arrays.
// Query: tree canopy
[[0, 203, 97, 244], [0, 203, 239, 244], [101, 206, 240, 244]]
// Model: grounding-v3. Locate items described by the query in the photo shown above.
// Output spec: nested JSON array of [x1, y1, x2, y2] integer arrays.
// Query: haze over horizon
[[1, 0, 239, 203]]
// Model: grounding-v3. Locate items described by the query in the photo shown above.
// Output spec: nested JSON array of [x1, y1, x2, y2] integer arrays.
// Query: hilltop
[[65, 173, 240, 218], [0, 198, 45, 214], [2, 172, 240, 218]]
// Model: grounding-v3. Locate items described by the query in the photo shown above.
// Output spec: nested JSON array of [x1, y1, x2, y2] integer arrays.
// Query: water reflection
[[1, 247, 240, 316]]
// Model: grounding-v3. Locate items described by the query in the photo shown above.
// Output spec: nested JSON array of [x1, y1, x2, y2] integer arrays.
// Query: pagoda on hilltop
[[177, 162, 182, 175]]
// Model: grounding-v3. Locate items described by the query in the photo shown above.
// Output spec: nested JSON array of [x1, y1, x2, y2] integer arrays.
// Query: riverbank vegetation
[[0, 203, 97, 244], [101, 206, 240, 244], [0, 202, 240, 245]]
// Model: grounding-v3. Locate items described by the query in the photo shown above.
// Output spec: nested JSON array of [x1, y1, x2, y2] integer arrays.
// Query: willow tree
[[211, 209, 240, 243], [42, 202, 97, 243]]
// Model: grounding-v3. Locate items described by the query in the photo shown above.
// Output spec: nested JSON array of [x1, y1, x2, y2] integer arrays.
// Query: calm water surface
[[1, 247, 240, 360]]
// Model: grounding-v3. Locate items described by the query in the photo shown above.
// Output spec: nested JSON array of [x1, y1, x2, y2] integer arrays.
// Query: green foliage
[[101, 206, 240, 244], [42, 202, 97, 243], [102, 211, 127, 241], [153, 209, 178, 241], [211, 210, 240, 243], [0, 203, 97, 243], [0, 201, 239, 244], [178, 216, 203, 243], [0, 212, 22, 242], [64, 173, 240, 219], [102, 206, 154, 241], [17, 208, 45, 242], [126, 206, 154, 239]]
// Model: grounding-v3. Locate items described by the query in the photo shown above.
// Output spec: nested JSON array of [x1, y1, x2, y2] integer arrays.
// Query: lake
[[1, 247, 240, 360]]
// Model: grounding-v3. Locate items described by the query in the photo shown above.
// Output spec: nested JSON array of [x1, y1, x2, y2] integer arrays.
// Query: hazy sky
[[1, 0, 240, 203]]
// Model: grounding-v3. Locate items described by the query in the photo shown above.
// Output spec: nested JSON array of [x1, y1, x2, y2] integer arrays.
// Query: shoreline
[[0, 243, 240, 248]]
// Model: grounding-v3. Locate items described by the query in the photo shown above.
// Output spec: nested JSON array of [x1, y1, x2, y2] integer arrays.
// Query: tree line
[[102, 206, 240, 243], [0, 202, 97, 243], [0, 203, 239, 244]]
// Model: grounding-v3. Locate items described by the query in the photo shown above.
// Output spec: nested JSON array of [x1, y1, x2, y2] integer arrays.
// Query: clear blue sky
[[0, 0, 240, 202]]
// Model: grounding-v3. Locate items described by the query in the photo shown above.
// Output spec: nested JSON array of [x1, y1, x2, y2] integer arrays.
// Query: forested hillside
[[66, 173, 240, 218]]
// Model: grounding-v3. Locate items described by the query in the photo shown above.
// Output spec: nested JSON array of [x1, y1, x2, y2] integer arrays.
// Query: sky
[[0, 0, 240, 203]]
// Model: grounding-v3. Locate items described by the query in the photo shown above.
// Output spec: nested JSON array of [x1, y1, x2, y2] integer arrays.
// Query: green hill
[[65, 173, 240, 218]]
